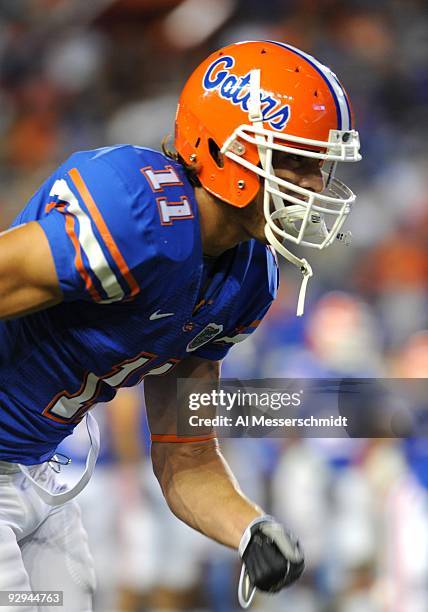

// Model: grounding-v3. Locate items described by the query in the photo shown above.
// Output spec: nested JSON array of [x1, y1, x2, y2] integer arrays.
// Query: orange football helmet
[[175, 40, 361, 314]]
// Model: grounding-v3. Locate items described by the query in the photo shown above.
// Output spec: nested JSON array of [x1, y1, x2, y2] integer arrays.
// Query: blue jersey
[[0, 146, 278, 464]]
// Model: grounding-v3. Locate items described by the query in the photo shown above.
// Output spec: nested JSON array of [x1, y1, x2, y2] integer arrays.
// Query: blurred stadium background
[[1, 1, 427, 610]]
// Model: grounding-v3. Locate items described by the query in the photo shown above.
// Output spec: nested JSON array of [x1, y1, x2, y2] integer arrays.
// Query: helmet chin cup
[[270, 205, 330, 241]]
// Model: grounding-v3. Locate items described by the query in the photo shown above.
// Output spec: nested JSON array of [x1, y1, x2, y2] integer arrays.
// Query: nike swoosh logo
[[149, 310, 175, 321]]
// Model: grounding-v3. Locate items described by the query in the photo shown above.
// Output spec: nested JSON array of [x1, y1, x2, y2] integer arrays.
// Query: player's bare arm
[[146, 355, 304, 603], [0, 221, 62, 319], [146, 356, 261, 547]]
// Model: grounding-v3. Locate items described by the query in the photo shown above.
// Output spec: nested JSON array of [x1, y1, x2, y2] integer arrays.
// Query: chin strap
[[296, 263, 313, 316], [296, 262, 313, 316], [265, 223, 313, 316]]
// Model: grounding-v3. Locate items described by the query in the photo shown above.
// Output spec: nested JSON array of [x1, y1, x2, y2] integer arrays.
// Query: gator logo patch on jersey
[[186, 323, 224, 352]]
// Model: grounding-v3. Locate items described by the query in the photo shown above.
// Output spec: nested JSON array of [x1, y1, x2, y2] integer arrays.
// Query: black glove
[[238, 516, 304, 607]]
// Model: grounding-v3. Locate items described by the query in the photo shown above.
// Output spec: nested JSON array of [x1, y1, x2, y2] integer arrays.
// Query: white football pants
[[0, 460, 96, 612]]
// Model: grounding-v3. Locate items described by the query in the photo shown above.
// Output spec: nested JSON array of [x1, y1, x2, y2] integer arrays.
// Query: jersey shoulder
[[16, 145, 201, 306], [63, 144, 200, 265]]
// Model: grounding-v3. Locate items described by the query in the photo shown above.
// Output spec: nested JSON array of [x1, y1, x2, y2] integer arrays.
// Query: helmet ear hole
[[208, 138, 224, 168]]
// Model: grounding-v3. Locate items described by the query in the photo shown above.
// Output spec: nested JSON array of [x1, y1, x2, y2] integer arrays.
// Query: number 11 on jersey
[[141, 164, 194, 225]]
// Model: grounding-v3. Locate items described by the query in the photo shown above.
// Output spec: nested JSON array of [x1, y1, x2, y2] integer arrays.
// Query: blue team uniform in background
[[0, 145, 278, 464]]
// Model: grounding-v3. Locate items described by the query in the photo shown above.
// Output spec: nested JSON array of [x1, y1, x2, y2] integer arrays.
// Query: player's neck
[[195, 187, 253, 257]]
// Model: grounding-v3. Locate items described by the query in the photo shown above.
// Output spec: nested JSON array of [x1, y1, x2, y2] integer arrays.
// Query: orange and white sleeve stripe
[[48, 169, 139, 303]]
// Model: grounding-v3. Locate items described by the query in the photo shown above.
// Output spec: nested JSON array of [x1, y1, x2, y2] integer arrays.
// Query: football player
[[0, 41, 360, 611]]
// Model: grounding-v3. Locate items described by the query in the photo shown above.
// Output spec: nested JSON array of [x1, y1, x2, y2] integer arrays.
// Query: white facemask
[[221, 69, 361, 315]]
